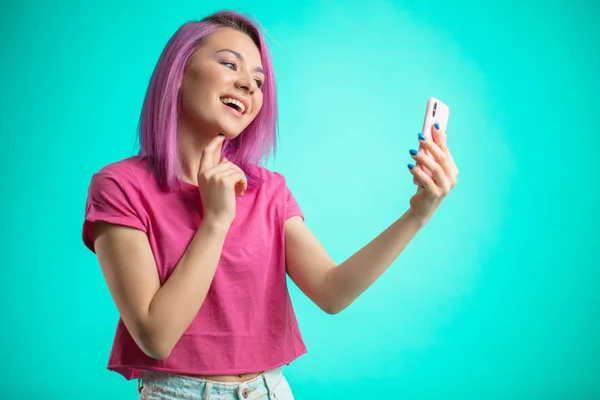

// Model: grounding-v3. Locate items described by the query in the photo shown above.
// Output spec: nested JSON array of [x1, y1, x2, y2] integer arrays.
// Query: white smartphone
[[414, 97, 450, 186]]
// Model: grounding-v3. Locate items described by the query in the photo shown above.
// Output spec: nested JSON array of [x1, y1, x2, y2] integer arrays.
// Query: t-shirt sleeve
[[82, 170, 147, 252], [284, 181, 304, 221]]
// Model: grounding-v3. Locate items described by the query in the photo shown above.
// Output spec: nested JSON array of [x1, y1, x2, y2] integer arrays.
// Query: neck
[[177, 114, 219, 186]]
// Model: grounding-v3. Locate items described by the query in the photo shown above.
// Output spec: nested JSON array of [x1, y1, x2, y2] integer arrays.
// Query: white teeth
[[220, 97, 246, 114]]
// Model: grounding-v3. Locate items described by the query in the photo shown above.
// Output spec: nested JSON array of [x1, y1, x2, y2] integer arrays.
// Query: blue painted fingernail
[[408, 163, 414, 169], [245, 175, 248, 179], [434, 122, 440, 130], [418, 133, 426, 141], [409, 149, 418, 156], [218, 133, 224, 136]]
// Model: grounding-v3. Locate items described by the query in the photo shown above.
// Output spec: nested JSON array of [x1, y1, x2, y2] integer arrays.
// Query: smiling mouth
[[220, 97, 246, 114]]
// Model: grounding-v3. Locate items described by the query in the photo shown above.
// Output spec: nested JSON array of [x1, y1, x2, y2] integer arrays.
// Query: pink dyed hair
[[138, 11, 277, 190]]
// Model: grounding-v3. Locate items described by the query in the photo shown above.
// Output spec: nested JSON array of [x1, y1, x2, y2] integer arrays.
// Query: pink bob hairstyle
[[137, 11, 278, 190]]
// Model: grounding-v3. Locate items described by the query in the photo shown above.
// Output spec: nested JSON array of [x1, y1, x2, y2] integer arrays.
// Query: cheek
[[180, 77, 212, 113], [252, 93, 264, 116], [179, 84, 194, 114]]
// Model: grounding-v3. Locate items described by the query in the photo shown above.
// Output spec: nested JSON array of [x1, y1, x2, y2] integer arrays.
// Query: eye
[[221, 61, 236, 70], [254, 79, 263, 89]]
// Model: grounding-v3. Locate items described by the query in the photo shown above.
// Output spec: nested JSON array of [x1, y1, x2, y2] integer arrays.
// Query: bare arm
[[91, 135, 247, 360], [286, 123, 458, 314], [93, 220, 228, 360], [285, 210, 424, 314]]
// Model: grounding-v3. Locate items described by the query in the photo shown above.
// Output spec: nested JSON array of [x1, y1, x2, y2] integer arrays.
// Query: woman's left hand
[[407, 123, 459, 223]]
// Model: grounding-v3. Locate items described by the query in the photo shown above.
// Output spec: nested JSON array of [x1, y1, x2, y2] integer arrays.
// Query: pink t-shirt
[[82, 156, 307, 380]]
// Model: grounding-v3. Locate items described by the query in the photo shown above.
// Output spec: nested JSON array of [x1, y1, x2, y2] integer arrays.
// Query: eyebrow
[[216, 48, 265, 75]]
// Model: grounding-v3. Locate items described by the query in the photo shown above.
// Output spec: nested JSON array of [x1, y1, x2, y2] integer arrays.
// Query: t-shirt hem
[[108, 346, 308, 380], [83, 215, 147, 252], [286, 213, 304, 221]]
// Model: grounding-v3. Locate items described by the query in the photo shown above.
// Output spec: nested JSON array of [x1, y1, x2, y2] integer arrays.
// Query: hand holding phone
[[413, 97, 450, 186]]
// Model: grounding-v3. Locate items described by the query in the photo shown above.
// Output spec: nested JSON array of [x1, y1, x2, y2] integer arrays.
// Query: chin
[[215, 128, 240, 140], [216, 121, 249, 139]]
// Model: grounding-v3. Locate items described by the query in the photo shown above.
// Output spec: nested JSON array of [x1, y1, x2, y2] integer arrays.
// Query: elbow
[[319, 278, 347, 315], [319, 272, 342, 315], [319, 298, 345, 315], [145, 345, 172, 361], [136, 327, 174, 361], [323, 306, 341, 315]]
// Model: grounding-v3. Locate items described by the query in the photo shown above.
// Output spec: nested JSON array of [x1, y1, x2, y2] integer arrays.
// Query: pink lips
[[220, 93, 249, 115], [222, 101, 244, 119]]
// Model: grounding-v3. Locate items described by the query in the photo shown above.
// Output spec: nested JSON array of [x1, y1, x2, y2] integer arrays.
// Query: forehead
[[201, 27, 262, 63]]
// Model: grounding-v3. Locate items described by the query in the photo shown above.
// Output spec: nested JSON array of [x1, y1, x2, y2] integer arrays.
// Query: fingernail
[[434, 122, 440, 130], [409, 149, 418, 156], [245, 175, 248, 180], [418, 133, 426, 141], [218, 133, 224, 136], [408, 163, 414, 169]]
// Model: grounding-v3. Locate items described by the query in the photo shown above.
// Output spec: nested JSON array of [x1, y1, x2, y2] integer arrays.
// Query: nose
[[235, 71, 258, 93]]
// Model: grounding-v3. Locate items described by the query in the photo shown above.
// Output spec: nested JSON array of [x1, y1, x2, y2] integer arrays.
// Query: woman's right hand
[[197, 134, 248, 227]]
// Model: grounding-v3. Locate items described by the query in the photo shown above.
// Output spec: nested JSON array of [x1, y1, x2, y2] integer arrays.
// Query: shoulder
[[250, 166, 304, 221], [92, 156, 151, 181], [83, 157, 152, 251], [89, 156, 154, 191], [251, 165, 288, 186], [85, 156, 161, 207], [248, 165, 292, 195]]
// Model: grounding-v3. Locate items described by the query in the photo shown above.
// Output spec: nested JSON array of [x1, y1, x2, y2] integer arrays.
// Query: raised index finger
[[199, 134, 225, 173]]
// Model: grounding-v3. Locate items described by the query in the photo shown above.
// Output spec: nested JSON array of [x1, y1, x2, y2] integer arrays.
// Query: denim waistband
[[138, 367, 290, 399]]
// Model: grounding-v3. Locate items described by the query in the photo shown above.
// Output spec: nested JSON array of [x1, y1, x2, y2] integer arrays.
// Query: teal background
[[1, 0, 599, 398]]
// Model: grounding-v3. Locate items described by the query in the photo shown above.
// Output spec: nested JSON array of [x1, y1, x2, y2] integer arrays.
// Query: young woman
[[82, 10, 458, 400]]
